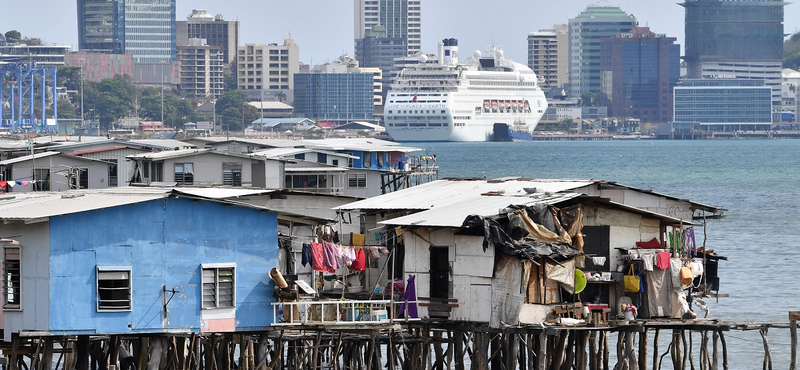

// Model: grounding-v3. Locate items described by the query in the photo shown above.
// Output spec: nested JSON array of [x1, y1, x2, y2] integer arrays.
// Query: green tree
[[82, 76, 136, 128], [57, 98, 77, 119], [4, 30, 21, 44], [784, 32, 800, 70], [275, 90, 287, 103], [579, 92, 598, 107], [219, 104, 258, 131]]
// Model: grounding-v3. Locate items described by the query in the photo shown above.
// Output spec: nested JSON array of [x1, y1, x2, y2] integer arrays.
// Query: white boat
[[384, 38, 548, 142]]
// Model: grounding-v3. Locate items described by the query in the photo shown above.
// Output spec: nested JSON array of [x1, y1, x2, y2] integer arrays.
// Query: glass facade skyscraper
[[601, 27, 680, 123], [294, 73, 375, 120], [682, 0, 786, 78], [568, 6, 638, 97], [78, 0, 176, 63], [673, 79, 772, 130]]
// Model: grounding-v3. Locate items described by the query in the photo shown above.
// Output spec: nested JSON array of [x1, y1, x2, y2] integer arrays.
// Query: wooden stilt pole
[[712, 331, 719, 370], [759, 327, 772, 370], [653, 329, 660, 370], [718, 331, 728, 370], [537, 332, 547, 370], [552, 330, 568, 370], [603, 331, 610, 370], [639, 329, 648, 370], [588, 331, 598, 370], [790, 312, 799, 370], [77, 336, 91, 370]]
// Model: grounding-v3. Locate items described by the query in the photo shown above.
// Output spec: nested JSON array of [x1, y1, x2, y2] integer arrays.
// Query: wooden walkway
[[2, 312, 798, 370]]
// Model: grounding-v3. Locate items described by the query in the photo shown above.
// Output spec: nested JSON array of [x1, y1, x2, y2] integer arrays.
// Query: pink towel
[[656, 252, 671, 270]]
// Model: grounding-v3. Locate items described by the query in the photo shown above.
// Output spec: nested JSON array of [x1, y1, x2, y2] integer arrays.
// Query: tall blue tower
[[77, 0, 176, 63]]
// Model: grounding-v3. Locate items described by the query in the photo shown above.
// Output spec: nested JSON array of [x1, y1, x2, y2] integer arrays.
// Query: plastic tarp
[[461, 211, 582, 262], [545, 258, 576, 293], [490, 253, 527, 328]]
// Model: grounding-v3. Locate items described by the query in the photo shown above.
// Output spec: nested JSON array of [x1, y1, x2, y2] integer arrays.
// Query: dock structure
[[6, 317, 800, 370]]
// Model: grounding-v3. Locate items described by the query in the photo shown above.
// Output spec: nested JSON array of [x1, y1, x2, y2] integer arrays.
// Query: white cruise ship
[[384, 38, 548, 142]]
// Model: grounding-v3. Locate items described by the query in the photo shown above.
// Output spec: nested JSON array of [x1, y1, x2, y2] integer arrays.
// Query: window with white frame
[[96, 267, 131, 311], [348, 173, 367, 188], [3, 246, 21, 309], [202, 265, 235, 309], [175, 163, 194, 185]]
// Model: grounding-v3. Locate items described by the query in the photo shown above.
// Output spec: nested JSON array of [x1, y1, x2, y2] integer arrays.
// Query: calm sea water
[[408, 139, 800, 368]]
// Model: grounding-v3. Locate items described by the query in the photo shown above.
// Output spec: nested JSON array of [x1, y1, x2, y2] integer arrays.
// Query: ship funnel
[[442, 38, 459, 67]]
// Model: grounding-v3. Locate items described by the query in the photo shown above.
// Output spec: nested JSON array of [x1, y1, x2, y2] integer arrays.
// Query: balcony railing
[[271, 299, 419, 326]]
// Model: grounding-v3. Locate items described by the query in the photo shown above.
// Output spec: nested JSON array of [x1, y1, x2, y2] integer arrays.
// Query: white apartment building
[[354, 0, 421, 56], [237, 39, 300, 103]]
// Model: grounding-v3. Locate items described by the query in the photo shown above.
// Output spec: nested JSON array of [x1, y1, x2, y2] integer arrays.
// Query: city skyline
[[5, 1, 800, 66]]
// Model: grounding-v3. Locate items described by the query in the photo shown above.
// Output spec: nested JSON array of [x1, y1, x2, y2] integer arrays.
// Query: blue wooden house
[[0, 188, 281, 341]]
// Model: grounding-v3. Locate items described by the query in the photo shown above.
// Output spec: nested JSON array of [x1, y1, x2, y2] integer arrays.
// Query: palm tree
[[275, 90, 287, 103]]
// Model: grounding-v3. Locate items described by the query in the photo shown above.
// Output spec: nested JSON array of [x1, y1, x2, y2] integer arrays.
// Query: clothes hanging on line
[[301, 243, 312, 267]]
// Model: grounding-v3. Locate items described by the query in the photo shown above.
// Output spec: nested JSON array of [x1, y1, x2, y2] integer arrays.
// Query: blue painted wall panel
[[48, 197, 279, 334]]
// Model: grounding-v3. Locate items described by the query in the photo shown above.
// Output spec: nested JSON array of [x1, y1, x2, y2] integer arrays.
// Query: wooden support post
[[603, 332, 611, 370], [759, 327, 772, 370], [653, 329, 660, 370], [615, 332, 625, 370], [42, 338, 53, 370], [712, 331, 719, 370], [718, 331, 728, 370], [77, 336, 91, 370], [578, 331, 590, 370], [562, 331, 576, 370], [537, 331, 547, 370], [551, 331, 568, 370], [506, 332, 518, 370], [589, 331, 598, 370], [671, 330, 681, 370], [638, 329, 648, 370], [681, 330, 689, 370], [791, 311, 800, 370]]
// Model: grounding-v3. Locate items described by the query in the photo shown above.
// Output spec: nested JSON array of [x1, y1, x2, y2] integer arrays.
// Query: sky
[[3, 1, 800, 66]]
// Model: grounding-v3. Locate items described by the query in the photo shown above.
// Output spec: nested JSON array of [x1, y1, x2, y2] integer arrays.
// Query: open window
[[175, 163, 194, 185], [202, 264, 235, 309], [97, 267, 132, 311], [3, 246, 21, 309]]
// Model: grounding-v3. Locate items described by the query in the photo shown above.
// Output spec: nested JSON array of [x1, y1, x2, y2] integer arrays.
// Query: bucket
[[373, 309, 388, 322]]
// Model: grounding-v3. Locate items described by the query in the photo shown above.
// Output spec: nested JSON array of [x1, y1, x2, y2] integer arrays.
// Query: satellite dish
[[494, 49, 504, 60], [419, 54, 428, 63], [473, 50, 482, 59]]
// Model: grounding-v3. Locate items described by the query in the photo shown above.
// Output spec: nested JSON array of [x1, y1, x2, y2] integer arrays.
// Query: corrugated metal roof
[[126, 148, 209, 160], [252, 147, 359, 159], [0, 191, 170, 221], [380, 193, 583, 227], [301, 138, 422, 153], [131, 139, 197, 149], [0, 188, 278, 221], [337, 178, 597, 211], [0, 151, 61, 165], [172, 188, 277, 199]]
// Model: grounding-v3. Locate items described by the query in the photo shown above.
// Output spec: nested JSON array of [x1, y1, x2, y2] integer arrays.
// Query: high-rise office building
[[674, 79, 772, 131], [600, 27, 680, 123], [177, 9, 240, 66], [682, 0, 786, 108], [682, 0, 785, 78], [527, 24, 568, 89], [294, 72, 375, 120], [568, 6, 637, 97], [77, 0, 176, 63], [354, 0, 421, 56]]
